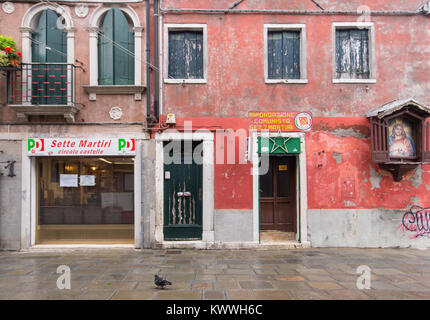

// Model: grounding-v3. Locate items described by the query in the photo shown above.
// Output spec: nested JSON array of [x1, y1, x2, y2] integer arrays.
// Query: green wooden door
[[32, 9, 67, 105], [164, 141, 203, 240]]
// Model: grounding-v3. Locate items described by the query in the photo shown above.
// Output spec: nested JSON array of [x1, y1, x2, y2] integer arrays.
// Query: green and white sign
[[258, 137, 301, 154]]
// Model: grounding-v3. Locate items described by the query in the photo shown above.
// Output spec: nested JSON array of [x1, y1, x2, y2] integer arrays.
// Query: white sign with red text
[[27, 138, 135, 156]]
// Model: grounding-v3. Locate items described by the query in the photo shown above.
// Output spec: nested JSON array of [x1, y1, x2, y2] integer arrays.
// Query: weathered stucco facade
[[157, 0, 430, 247], [0, 0, 429, 250], [0, 1, 155, 250]]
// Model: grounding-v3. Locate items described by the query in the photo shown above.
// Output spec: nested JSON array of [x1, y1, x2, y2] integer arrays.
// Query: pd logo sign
[[28, 138, 45, 154], [118, 138, 135, 153]]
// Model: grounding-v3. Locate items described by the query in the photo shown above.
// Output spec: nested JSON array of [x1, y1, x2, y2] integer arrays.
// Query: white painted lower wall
[[307, 209, 430, 248]]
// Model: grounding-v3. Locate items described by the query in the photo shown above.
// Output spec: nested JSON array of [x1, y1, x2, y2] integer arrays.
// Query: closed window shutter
[[336, 29, 369, 79], [32, 9, 67, 105], [168, 31, 203, 79], [268, 31, 282, 79], [350, 29, 369, 78], [336, 30, 351, 76], [46, 9, 66, 63], [98, 9, 114, 85], [168, 32, 186, 79], [98, 8, 134, 85], [268, 31, 300, 79], [113, 8, 134, 85], [185, 31, 203, 79], [283, 31, 300, 79]]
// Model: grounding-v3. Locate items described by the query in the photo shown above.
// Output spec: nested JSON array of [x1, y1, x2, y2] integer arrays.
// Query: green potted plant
[[0, 35, 22, 67]]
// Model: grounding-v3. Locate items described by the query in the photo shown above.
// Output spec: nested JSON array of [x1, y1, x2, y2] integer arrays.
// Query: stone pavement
[[0, 247, 429, 300]]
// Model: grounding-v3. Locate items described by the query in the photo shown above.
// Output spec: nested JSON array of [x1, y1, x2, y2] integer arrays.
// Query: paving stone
[[328, 289, 371, 300], [154, 290, 201, 300], [111, 291, 153, 300], [275, 276, 305, 281], [308, 281, 343, 290], [253, 290, 293, 300], [192, 281, 213, 290], [288, 289, 332, 300], [78, 290, 115, 300], [214, 280, 240, 290], [203, 290, 226, 300], [227, 290, 257, 300], [239, 281, 274, 289]]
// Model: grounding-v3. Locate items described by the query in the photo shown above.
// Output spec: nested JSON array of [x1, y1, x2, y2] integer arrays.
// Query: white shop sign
[[27, 138, 136, 156]]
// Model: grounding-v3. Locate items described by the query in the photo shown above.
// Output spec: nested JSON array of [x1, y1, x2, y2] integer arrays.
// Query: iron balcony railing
[[7, 63, 78, 106]]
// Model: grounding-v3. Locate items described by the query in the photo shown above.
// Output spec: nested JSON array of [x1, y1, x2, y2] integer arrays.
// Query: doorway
[[163, 141, 203, 240], [259, 155, 297, 234]]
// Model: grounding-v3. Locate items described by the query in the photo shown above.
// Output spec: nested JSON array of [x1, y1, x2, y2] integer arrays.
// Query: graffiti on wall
[[401, 206, 430, 238]]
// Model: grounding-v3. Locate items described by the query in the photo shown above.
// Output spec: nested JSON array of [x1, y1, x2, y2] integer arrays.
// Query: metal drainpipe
[[146, 0, 151, 123], [154, 0, 160, 122]]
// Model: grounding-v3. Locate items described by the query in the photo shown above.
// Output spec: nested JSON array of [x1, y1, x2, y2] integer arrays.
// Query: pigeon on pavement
[[154, 274, 172, 289]]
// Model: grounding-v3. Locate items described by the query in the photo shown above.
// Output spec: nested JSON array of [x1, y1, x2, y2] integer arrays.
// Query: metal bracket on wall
[[0, 160, 16, 177]]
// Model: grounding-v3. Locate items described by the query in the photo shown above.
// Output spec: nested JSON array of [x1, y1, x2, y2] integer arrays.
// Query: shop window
[[98, 8, 134, 85], [37, 157, 134, 243], [367, 99, 430, 181]]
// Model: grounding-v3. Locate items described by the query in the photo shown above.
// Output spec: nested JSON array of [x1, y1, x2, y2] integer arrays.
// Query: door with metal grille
[[163, 141, 203, 240]]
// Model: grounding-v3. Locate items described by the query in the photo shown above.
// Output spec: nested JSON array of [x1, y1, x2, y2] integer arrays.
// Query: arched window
[[32, 9, 67, 105], [98, 8, 134, 85]]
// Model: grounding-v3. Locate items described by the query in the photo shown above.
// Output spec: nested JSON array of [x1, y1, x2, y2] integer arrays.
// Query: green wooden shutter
[[168, 31, 186, 79], [336, 29, 369, 79], [185, 31, 203, 79], [98, 9, 114, 85], [268, 31, 300, 79], [283, 31, 300, 79], [168, 31, 203, 79], [268, 31, 282, 79], [336, 30, 351, 76], [350, 29, 369, 78], [99, 9, 134, 85], [113, 8, 134, 85], [32, 9, 67, 105], [45, 9, 66, 63]]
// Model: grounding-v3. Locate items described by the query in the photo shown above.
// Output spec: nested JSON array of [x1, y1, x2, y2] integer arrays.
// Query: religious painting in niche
[[388, 118, 416, 158]]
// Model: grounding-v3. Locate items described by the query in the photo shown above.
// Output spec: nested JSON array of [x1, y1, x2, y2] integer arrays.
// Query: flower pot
[[9, 58, 19, 66]]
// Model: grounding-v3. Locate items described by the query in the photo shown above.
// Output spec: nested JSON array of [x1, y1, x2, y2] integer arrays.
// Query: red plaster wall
[[307, 118, 430, 209], [160, 0, 430, 211], [161, 1, 429, 118]]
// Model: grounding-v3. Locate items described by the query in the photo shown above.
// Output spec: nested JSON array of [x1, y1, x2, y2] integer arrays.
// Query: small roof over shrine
[[366, 98, 430, 119]]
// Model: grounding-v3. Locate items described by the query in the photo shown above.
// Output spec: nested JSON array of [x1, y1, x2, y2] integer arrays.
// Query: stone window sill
[[164, 79, 207, 84], [332, 79, 376, 84], [265, 79, 308, 84], [83, 85, 146, 101]]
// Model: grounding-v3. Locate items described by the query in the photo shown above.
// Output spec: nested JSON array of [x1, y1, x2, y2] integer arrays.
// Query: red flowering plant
[[0, 35, 21, 66]]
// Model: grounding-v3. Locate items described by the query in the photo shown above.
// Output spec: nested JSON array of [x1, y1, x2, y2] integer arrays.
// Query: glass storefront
[[37, 157, 134, 244]]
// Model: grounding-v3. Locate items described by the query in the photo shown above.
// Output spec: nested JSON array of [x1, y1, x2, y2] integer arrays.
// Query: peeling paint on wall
[[408, 166, 423, 189], [369, 164, 382, 190], [332, 152, 342, 164]]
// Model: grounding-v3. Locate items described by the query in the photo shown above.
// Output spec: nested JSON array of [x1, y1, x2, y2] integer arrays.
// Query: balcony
[[6, 63, 81, 122]]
